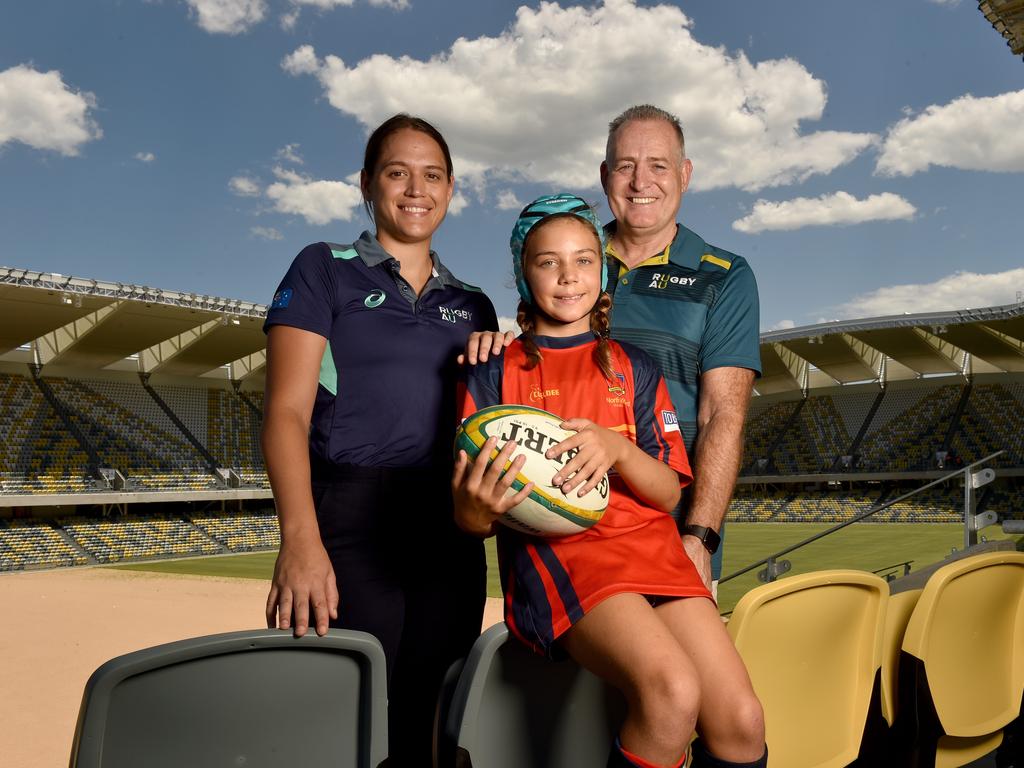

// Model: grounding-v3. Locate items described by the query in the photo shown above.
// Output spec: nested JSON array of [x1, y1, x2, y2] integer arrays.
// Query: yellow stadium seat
[[880, 589, 923, 727], [893, 550, 1024, 767], [727, 570, 889, 768]]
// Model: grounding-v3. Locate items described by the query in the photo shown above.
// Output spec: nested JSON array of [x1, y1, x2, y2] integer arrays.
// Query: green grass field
[[114, 522, 1021, 614]]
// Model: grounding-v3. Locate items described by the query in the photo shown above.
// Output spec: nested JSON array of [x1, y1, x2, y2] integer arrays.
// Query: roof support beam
[[229, 350, 266, 382], [139, 317, 222, 373], [35, 301, 122, 366]]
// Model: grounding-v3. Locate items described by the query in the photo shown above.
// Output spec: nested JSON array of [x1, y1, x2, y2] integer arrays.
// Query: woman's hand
[[265, 531, 339, 638], [458, 330, 515, 365], [452, 436, 534, 536], [545, 418, 629, 497]]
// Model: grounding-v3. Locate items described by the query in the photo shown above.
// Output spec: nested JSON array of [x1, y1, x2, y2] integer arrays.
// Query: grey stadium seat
[[69, 628, 388, 768], [439, 623, 625, 768]]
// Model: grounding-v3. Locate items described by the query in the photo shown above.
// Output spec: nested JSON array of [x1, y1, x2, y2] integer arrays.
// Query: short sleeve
[[699, 257, 761, 376], [263, 243, 336, 338], [622, 344, 693, 485], [457, 353, 504, 424]]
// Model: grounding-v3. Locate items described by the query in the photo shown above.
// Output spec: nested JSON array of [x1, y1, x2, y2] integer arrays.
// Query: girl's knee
[[732, 691, 765, 748], [632, 662, 701, 734]]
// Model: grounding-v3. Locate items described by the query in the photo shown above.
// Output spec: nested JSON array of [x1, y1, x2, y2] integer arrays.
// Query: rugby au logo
[[439, 306, 472, 323], [648, 273, 697, 290]]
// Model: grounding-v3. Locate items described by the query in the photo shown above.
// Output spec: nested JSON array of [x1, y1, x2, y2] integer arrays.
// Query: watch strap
[[681, 524, 721, 555]]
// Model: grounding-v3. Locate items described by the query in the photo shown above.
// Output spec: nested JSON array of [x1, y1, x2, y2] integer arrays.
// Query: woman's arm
[[546, 420, 681, 513], [262, 324, 338, 637]]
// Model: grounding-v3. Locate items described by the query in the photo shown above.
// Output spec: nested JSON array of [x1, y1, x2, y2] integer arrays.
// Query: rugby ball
[[455, 404, 609, 537]]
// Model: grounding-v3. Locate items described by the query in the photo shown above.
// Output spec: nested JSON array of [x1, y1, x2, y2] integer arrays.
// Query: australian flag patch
[[271, 287, 293, 309]]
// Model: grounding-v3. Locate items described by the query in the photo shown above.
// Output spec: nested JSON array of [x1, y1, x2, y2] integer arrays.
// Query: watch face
[[703, 528, 721, 555]]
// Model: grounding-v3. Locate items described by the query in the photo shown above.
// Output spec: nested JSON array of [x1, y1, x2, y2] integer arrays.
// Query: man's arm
[[681, 366, 755, 588]]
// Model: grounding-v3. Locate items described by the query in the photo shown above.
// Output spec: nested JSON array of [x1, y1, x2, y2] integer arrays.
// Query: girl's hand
[[545, 418, 628, 497], [452, 436, 534, 537]]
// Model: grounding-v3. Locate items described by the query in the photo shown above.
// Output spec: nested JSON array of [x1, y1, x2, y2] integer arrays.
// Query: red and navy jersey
[[460, 331, 710, 655], [265, 232, 497, 468]]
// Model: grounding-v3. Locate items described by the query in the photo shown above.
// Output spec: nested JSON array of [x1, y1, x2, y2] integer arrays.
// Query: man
[[597, 104, 760, 594], [468, 105, 761, 595]]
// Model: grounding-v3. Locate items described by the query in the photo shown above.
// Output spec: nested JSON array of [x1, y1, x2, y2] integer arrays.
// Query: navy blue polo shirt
[[264, 231, 498, 468]]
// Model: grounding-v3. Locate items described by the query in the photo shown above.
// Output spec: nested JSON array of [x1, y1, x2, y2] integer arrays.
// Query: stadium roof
[[3, 266, 1024, 392], [0, 267, 267, 380], [979, 0, 1024, 58], [758, 303, 1024, 394]]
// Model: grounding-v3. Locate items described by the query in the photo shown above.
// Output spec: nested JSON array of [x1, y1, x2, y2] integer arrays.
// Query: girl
[[262, 114, 498, 766], [453, 194, 767, 768]]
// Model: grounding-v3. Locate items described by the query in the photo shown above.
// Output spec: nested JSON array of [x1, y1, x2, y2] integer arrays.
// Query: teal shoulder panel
[[318, 341, 338, 395], [326, 242, 358, 260]]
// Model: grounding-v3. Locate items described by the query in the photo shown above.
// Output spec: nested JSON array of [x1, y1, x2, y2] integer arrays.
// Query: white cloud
[[496, 190, 523, 211], [289, 0, 409, 8], [276, 143, 304, 165], [281, 0, 409, 28], [282, 45, 320, 76], [283, 0, 874, 193], [497, 316, 519, 334], [836, 268, 1024, 319], [280, 10, 300, 29], [186, 0, 266, 34], [0, 65, 101, 156], [768, 319, 796, 331], [251, 226, 284, 240], [448, 190, 469, 216], [229, 175, 261, 197], [876, 90, 1024, 176], [134, 151, 156, 163], [732, 191, 916, 233], [265, 166, 363, 225]]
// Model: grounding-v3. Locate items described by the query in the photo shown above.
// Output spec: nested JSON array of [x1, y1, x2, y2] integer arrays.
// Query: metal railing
[[720, 450, 1004, 585]]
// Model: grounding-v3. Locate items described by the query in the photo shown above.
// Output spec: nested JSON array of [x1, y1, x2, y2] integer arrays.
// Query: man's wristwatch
[[681, 524, 721, 555]]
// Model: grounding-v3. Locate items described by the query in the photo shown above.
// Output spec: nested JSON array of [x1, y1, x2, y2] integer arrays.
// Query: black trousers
[[312, 463, 486, 767]]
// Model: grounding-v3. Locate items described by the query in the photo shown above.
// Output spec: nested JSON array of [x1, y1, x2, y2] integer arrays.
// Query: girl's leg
[[655, 598, 767, 766], [562, 593, 701, 768]]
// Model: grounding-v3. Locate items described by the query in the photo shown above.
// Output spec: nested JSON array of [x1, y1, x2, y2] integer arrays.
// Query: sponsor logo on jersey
[[271, 287, 293, 309], [529, 385, 560, 402], [607, 371, 626, 396], [364, 290, 386, 308], [439, 305, 473, 323], [648, 273, 697, 290], [661, 409, 680, 433]]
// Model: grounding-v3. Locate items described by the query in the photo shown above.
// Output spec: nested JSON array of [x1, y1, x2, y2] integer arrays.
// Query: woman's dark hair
[[362, 114, 454, 219]]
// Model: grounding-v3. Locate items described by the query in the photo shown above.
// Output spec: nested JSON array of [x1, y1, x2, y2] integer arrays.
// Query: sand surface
[[0, 567, 504, 768]]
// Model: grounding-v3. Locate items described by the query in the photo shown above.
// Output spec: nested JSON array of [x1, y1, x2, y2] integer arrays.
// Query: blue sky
[[2, 0, 1022, 331]]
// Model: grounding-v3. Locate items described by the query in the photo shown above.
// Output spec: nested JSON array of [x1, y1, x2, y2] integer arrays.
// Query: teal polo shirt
[[605, 222, 761, 578]]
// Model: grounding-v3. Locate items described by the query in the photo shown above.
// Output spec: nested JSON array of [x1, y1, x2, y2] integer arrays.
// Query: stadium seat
[[892, 550, 1024, 768], [726, 570, 889, 768], [439, 622, 626, 768], [880, 588, 923, 727], [69, 628, 388, 768]]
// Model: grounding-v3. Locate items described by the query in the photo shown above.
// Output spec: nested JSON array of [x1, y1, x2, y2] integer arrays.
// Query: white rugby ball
[[455, 404, 608, 537]]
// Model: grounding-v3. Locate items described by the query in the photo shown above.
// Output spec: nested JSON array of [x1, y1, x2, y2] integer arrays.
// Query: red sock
[[618, 741, 687, 768]]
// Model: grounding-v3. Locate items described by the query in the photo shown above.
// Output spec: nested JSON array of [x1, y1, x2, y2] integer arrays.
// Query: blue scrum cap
[[510, 193, 607, 305]]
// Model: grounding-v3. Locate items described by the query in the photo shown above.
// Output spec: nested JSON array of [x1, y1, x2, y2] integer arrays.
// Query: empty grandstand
[[1, 266, 1022, 572]]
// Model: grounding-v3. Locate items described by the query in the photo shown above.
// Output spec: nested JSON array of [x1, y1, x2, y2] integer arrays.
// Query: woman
[[262, 114, 498, 766]]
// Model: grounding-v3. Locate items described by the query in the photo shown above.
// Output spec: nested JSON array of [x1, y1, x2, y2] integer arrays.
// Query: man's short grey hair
[[606, 104, 686, 162]]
